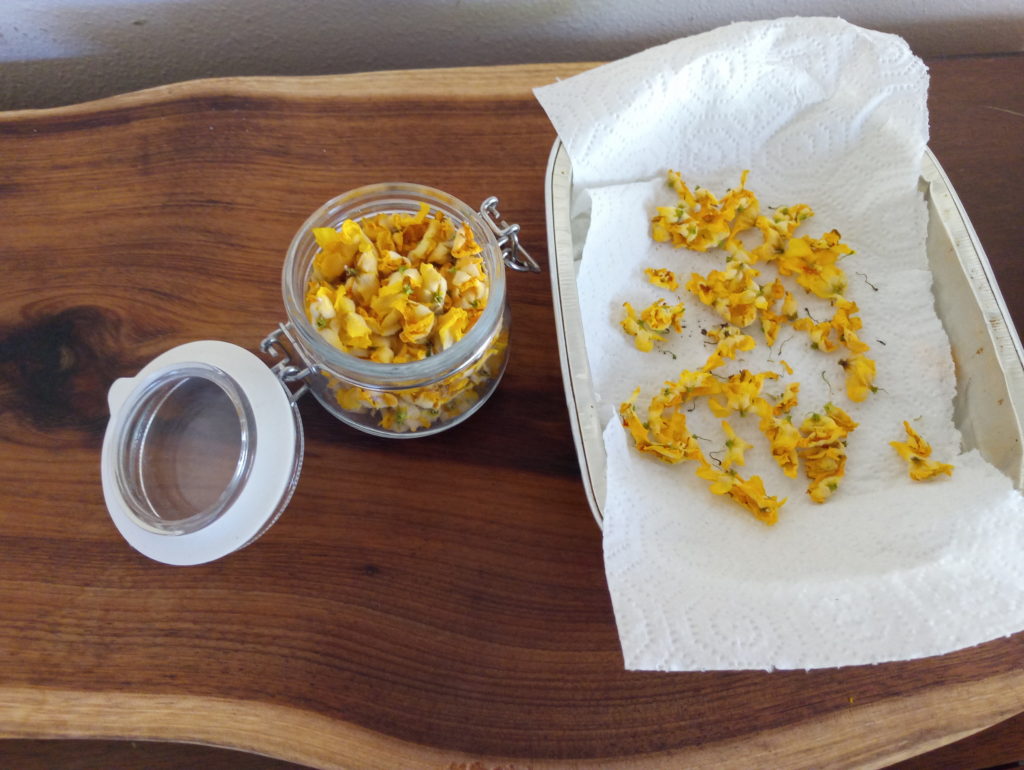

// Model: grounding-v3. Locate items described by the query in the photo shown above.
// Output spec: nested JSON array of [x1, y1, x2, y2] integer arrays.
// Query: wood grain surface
[[0, 55, 1021, 769]]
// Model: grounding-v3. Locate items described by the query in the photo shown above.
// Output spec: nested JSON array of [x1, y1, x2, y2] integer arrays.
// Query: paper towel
[[535, 17, 1024, 670]]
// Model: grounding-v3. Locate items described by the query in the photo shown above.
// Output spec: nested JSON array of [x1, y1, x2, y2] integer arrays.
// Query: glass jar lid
[[100, 341, 303, 565]]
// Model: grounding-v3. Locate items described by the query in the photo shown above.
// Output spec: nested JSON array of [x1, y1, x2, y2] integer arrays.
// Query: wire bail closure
[[479, 196, 540, 273], [260, 323, 312, 402]]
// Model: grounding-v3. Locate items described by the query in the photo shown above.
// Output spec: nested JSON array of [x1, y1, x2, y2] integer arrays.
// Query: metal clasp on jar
[[479, 196, 540, 273], [260, 323, 313, 402]]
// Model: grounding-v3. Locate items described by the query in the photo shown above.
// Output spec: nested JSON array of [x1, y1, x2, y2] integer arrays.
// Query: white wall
[[1, 0, 1022, 110]]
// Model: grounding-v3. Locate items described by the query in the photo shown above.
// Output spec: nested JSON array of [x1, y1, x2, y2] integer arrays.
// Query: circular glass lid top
[[101, 341, 303, 566], [115, 363, 255, 536]]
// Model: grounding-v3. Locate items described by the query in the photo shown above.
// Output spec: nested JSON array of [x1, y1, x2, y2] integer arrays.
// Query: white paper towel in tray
[[535, 17, 1024, 670]]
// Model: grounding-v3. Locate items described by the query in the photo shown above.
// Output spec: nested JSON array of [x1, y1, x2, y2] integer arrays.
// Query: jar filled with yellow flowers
[[266, 183, 537, 437]]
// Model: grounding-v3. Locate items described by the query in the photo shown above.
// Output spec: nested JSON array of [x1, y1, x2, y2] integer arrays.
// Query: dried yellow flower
[[775, 229, 854, 299], [890, 421, 954, 480], [798, 403, 858, 503], [840, 354, 877, 402], [618, 387, 705, 465], [720, 420, 753, 470], [701, 325, 757, 371], [695, 463, 785, 525], [707, 369, 779, 418], [645, 267, 680, 291], [621, 299, 685, 352]]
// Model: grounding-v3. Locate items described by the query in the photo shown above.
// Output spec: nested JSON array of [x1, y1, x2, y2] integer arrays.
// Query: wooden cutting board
[[0, 57, 1022, 769]]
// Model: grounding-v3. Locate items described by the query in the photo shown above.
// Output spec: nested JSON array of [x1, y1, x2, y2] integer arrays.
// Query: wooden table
[[0, 55, 1022, 770]]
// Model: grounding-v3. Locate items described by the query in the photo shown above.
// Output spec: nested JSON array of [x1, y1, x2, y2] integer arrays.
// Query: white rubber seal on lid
[[101, 340, 302, 565]]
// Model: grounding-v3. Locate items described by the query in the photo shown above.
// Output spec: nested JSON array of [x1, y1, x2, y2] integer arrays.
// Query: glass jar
[[269, 183, 516, 438]]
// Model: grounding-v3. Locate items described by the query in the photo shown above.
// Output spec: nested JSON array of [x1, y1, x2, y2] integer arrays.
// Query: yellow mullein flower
[[701, 325, 757, 371], [317, 325, 344, 352], [840, 354, 876, 402], [832, 296, 862, 327], [399, 301, 435, 345], [748, 217, 786, 264], [799, 405, 857, 449], [406, 217, 444, 263], [645, 437, 703, 464], [696, 462, 736, 494], [337, 218, 376, 260], [721, 171, 760, 256], [780, 291, 799, 322], [619, 389, 650, 448], [890, 421, 954, 481], [720, 420, 753, 469], [339, 310, 374, 350], [768, 204, 815, 242], [761, 277, 786, 305], [824, 402, 858, 433], [362, 218, 398, 255], [641, 298, 685, 333], [836, 326, 869, 354], [647, 386, 682, 434], [673, 369, 723, 403], [686, 272, 718, 306], [619, 388, 704, 464], [831, 297, 870, 354], [806, 473, 845, 504], [707, 370, 778, 418], [757, 279, 789, 346], [665, 169, 697, 205], [309, 285, 337, 327], [416, 262, 448, 310], [408, 388, 444, 411], [369, 272, 408, 318], [793, 316, 839, 352], [451, 222, 482, 259], [644, 267, 679, 291], [621, 299, 684, 351], [656, 415, 704, 463], [686, 259, 767, 329], [450, 222, 481, 259], [434, 306, 469, 351], [773, 381, 800, 416], [313, 225, 345, 251], [730, 473, 786, 525], [776, 230, 854, 299], [751, 398, 801, 478], [798, 404, 858, 503], [770, 420, 802, 478], [377, 249, 409, 276], [410, 202, 430, 224], [449, 255, 488, 310], [351, 247, 381, 306], [695, 463, 785, 525], [621, 302, 663, 352], [716, 170, 754, 221], [312, 228, 355, 281]]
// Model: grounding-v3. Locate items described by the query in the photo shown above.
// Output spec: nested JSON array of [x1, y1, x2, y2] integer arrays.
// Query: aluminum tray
[[545, 140, 1024, 528]]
